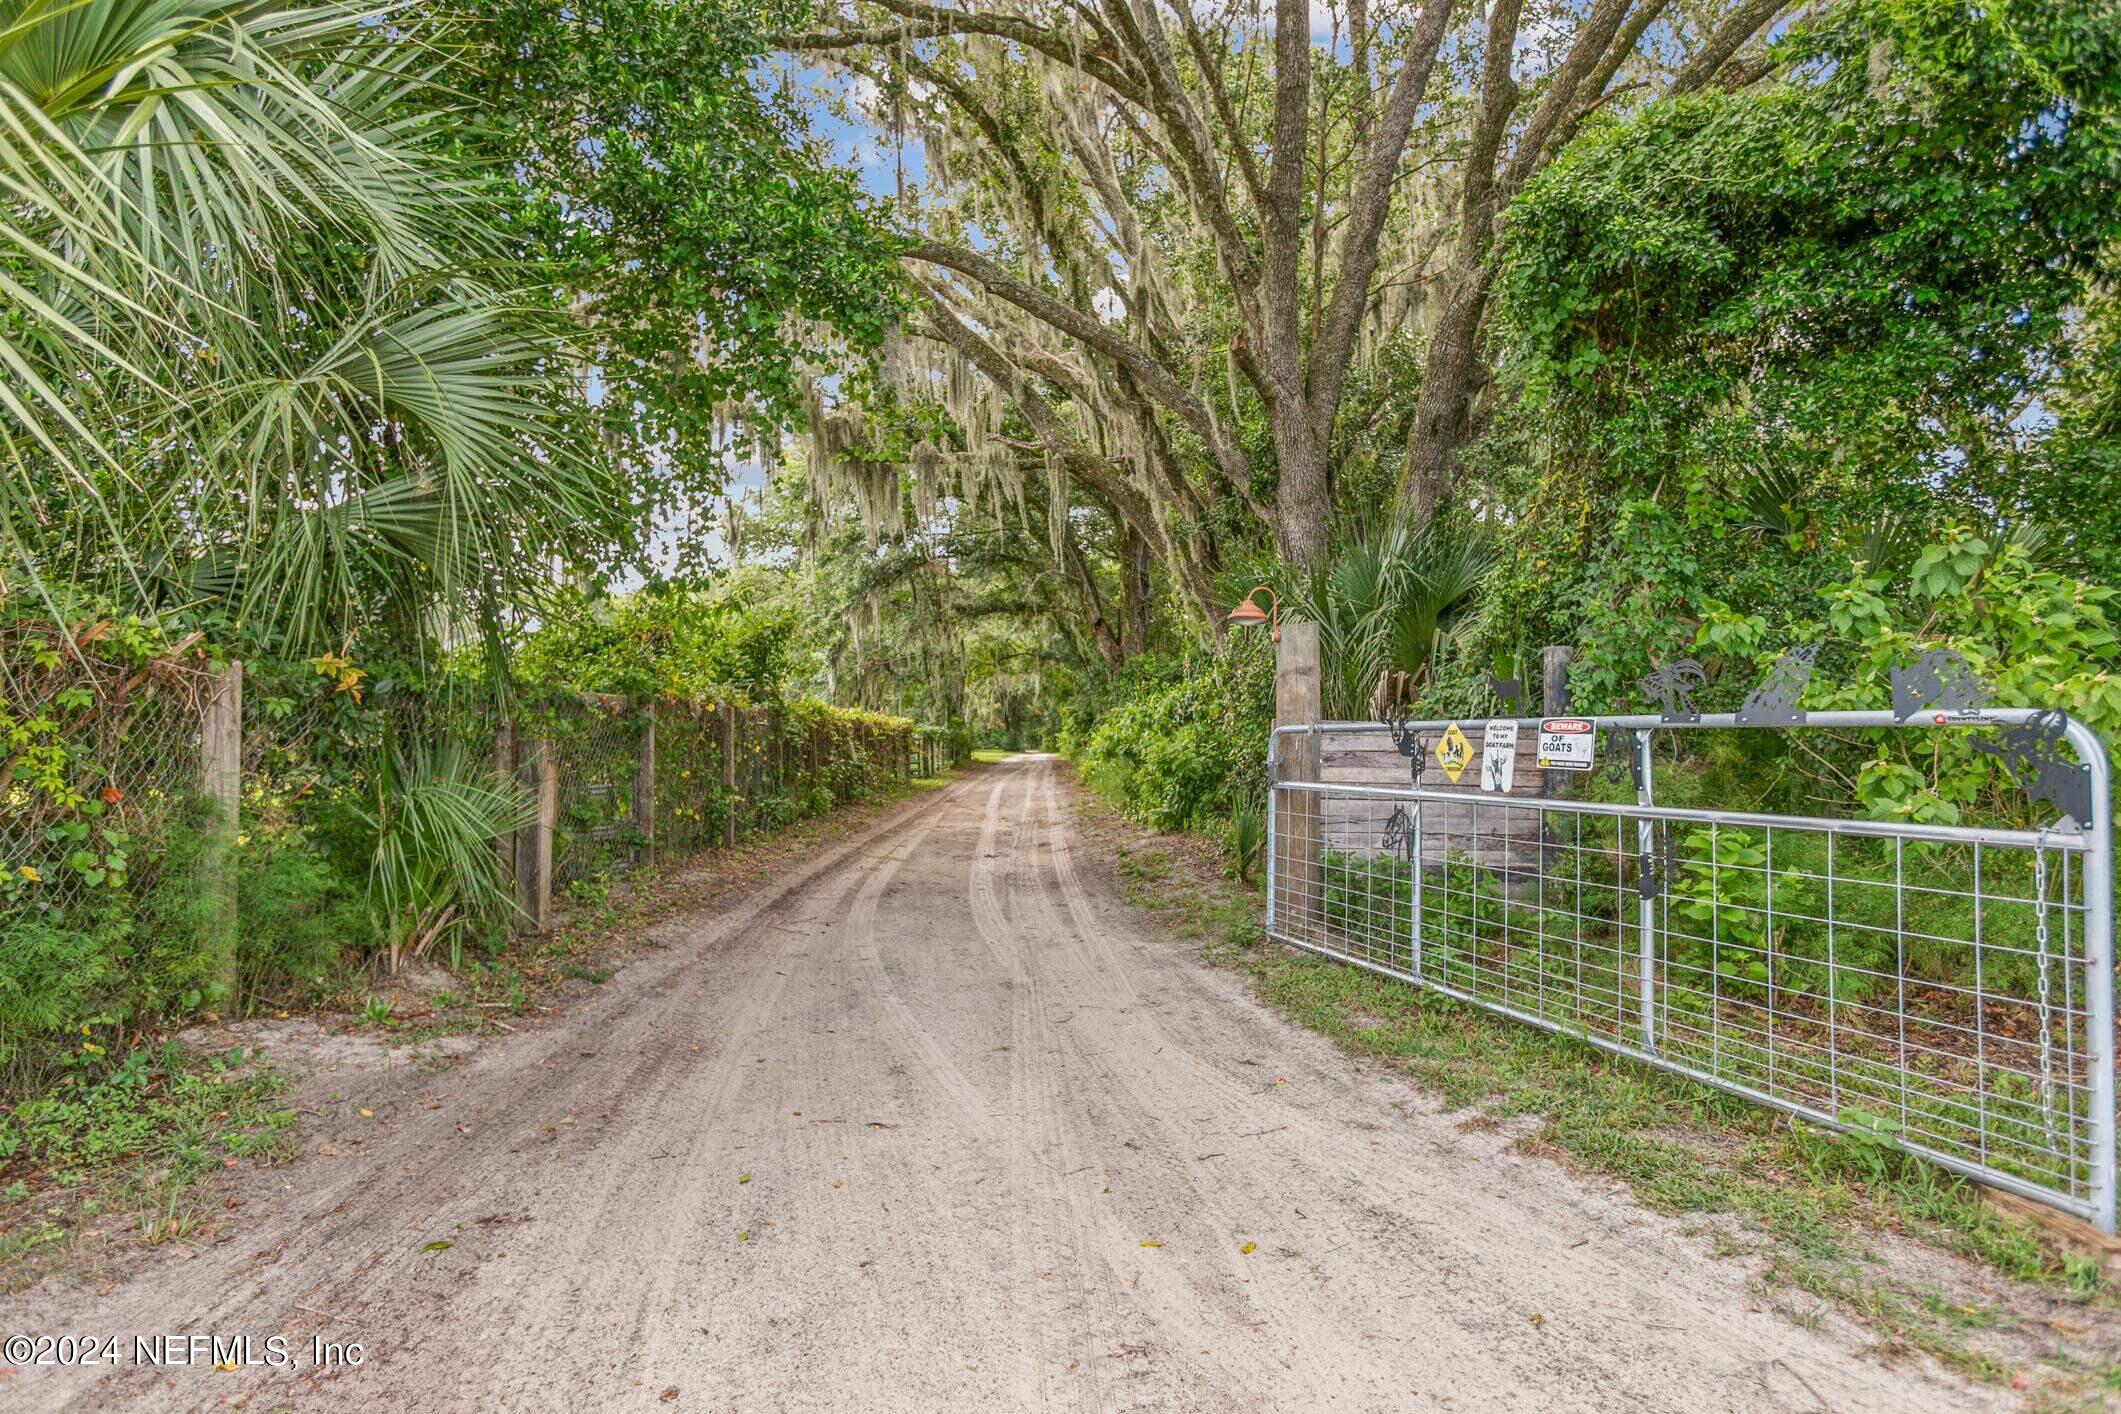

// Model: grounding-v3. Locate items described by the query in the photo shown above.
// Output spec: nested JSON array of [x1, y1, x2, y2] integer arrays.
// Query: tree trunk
[[1120, 527, 1153, 660], [1274, 416, 1331, 569], [1400, 266, 1494, 523]]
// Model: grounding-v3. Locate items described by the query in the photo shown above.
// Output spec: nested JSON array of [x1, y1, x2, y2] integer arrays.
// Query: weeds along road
[[9, 755, 1998, 1412]]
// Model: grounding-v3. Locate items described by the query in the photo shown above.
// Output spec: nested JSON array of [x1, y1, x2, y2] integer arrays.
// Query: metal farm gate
[[1265, 705, 2115, 1231]]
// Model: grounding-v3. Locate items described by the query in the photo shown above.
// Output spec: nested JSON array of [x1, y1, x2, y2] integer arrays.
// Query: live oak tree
[[776, 0, 1791, 574], [477, 0, 905, 566]]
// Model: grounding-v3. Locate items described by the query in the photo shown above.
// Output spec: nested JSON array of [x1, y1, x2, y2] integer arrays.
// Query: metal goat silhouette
[[1486, 674, 1527, 717], [1604, 728, 1646, 792], [1891, 648, 1992, 722], [1975, 709, 2093, 828], [1736, 644, 1821, 726], [1639, 660, 1707, 724]]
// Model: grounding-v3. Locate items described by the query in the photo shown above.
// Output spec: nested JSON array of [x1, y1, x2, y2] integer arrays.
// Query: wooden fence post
[[721, 702, 738, 846], [494, 718, 518, 888], [1541, 646, 1573, 800], [1273, 623, 1322, 942], [514, 736, 555, 934], [1542, 645, 1573, 716], [633, 698, 656, 868], [199, 659, 242, 1010]]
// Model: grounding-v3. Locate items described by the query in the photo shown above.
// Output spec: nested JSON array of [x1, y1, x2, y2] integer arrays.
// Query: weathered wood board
[[1309, 725, 1558, 874]]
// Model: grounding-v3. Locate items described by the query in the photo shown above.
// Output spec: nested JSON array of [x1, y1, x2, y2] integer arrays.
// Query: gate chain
[[2034, 833, 2058, 1156]]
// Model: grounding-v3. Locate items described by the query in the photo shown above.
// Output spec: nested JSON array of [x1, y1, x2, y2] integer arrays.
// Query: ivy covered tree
[[1481, 0, 2121, 703]]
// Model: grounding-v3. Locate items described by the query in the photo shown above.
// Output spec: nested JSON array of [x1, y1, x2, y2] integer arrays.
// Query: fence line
[[1267, 710, 2116, 1232], [3, 636, 967, 946]]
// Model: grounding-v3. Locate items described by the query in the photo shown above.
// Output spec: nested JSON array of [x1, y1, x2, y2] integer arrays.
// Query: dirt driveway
[[5, 755, 2000, 1411]]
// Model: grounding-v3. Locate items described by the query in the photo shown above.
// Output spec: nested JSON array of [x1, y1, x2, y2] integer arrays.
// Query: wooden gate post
[[1273, 623, 1322, 942], [633, 698, 656, 867], [514, 736, 555, 934], [1541, 646, 1574, 800], [1542, 646, 1573, 716], [199, 660, 242, 1009]]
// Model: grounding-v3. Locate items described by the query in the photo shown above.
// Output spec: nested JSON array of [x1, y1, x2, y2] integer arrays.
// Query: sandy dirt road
[[7, 755, 2000, 1412]]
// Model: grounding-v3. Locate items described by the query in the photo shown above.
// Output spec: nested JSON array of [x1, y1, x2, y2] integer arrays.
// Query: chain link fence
[[5, 625, 963, 1077], [0, 626, 210, 927]]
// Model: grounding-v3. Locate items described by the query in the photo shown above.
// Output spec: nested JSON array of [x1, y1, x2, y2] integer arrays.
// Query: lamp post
[[1225, 585, 1280, 643]]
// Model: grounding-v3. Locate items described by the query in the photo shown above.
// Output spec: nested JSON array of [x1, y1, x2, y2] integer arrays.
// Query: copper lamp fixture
[[1224, 585, 1279, 642]]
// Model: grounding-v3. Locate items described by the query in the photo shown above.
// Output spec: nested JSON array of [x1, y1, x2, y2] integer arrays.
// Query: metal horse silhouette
[[1975, 708, 2093, 828], [1891, 648, 1992, 722], [1736, 643, 1821, 726], [1382, 804, 1416, 861], [1639, 660, 1707, 724]]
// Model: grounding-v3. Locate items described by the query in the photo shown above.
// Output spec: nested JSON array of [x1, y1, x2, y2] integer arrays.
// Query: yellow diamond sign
[[1435, 723, 1472, 783]]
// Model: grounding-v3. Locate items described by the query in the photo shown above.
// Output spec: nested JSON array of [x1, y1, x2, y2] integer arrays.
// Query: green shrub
[[234, 830, 364, 1015]]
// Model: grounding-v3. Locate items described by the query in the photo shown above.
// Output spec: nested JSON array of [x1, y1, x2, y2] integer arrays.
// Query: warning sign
[[1435, 723, 1472, 783], [1535, 718, 1597, 771], [1480, 721, 1518, 793]]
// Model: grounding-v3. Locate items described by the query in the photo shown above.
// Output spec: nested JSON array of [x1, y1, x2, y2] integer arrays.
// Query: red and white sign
[[1536, 718, 1597, 771]]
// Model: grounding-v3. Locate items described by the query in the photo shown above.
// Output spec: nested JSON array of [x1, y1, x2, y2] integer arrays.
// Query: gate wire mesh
[[1267, 711, 2115, 1230]]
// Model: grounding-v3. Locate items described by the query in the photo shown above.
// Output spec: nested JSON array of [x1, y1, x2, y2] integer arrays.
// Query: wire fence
[[5, 631, 961, 939], [1268, 711, 2115, 1231], [0, 626, 211, 926]]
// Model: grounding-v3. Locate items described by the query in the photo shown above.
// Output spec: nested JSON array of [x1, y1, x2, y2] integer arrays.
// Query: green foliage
[[513, 581, 801, 701], [479, 0, 903, 533], [0, 1043, 293, 1189], [232, 830, 365, 1017], [4, 1, 634, 652], [1064, 645, 1272, 832], [1481, 0, 2121, 705], [1267, 513, 1492, 719], [354, 741, 532, 972], [1712, 527, 2120, 825]]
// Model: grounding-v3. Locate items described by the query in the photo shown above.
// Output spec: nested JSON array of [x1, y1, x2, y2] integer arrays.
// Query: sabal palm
[[1, 0, 618, 649], [1273, 515, 1492, 720]]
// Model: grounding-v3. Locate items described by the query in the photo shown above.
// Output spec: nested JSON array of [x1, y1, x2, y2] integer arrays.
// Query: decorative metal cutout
[[1891, 648, 1992, 722], [1603, 728, 1645, 792], [1385, 713, 1424, 784], [1382, 804, 1415, 861], [1487, 674, 1527, 717], [1736, 643, 1821, 727], [1638, 824, 1678, 900], [1975, 709, 2093, 828], [1639, 660, 1707, 724]]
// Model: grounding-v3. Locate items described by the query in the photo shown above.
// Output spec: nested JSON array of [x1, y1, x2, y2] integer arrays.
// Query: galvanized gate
[[1265, 709, 2116, 1231]]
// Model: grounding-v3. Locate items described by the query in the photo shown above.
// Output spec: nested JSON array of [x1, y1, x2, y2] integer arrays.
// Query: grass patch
[[1092, 786, 2117, 1394], [0, 1043, 296, 1291], [970, 748, 1015, 763]]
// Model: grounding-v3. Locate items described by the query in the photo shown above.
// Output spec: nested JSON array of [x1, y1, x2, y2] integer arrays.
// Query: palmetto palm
[[1271, 515, 1492, 721], [1, 0, 621, 647]]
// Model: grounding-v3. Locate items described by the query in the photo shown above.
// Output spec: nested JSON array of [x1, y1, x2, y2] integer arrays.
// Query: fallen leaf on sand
[[738, 1173, 752, 1184], [1140, 1240, 1163, 1248], [421, 1240, 452, 1252], [1240, 1242, 1256, 1255]]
